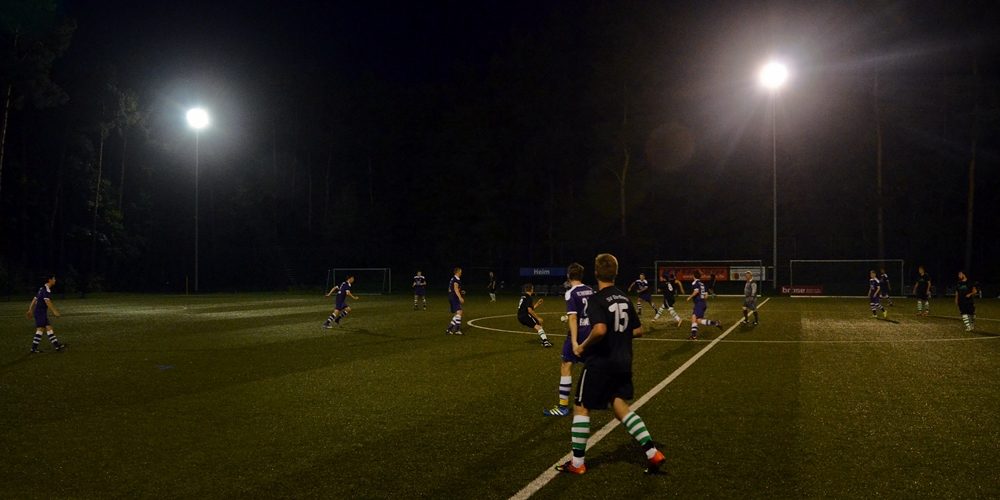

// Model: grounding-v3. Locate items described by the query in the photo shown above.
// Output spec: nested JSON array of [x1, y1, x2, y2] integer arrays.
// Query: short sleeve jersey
[[35, 285, 51, 312], [488, 276, 497, 291], [565, 284, 594, 344], [744, 280, 757, 298], [661, 278, 677, 298], [448, 275, 462, 298], [880, 273, 891, 291], [869, 278, 880, 298], [584, 286, 641, 372], [915, 273, 931, 294], [517, 293, 537, 319], [691, 279, 706, 304], [413, 275, 427, 290], [956, 279, 974, 305], [336, 281, 351, 302], [632, 279, 649, 294]]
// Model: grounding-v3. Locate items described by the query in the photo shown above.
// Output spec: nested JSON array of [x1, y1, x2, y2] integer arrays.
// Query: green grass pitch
[[2, 293, 998, 498]]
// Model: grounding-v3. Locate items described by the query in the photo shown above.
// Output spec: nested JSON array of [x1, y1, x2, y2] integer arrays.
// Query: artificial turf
[[1, 293, 998, 498]]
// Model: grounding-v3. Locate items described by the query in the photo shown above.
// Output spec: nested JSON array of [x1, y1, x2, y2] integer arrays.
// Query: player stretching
[[544, 262, 592, 417], [685, 270, 722, 340], [654, 271, 684, 326], [412, 271, 428, 310], [627, 273, 661, 317], [26, 274, 66, 353], [323, 276, 360, 327], [555, 254, 666, 475], [868, 270, 887, 319], [912, 266, 932, 316], [741, 271, 759, 325], [445, 267, 465, 335], [518, 284, 552, 347], [956, 271, 977, 332], [488, 271, 497, 302], [879, 267, 894, 306]]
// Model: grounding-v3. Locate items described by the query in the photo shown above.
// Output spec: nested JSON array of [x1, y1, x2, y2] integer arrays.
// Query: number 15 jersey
[[585, 285, 641, 372]]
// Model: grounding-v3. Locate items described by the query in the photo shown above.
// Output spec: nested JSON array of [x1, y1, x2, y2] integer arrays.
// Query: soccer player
[[879, 267, 894, 306], [707, 273, 718, 297], [445, 267, 465, 335], [488, 271, 497, 303], [627, 273, 661, 318], [956, 271, 977, 332], [654, 271, 684, 326], [323, 276, 360, 327], [26, 274, 66, 353], [868, 270, 887, 319], [685, 270, 722, 340], [555, 253, 665, 475], [912, 266, 932, 316], [412, 271, 428, 310], [517, 284, 552, 347], [741, 271, 760, 325], [544, 262, 593, 417]]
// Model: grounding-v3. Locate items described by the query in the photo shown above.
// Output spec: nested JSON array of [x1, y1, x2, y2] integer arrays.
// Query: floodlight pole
[[771, 93, 778, 292], [194, 130, 200, 293]]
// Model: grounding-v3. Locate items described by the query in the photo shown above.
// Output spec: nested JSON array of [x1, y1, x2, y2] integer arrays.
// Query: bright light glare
[[759, 61, 789, 90], [186, 108, 210, 129]]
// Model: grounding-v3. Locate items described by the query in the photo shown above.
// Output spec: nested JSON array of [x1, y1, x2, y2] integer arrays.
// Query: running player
[[412, 271, 428, 310], [956, 271, 977, 332], [741, 271, 759, 325], [488, 271, 497, 303], [879, 267, 894, 306], [912, 266, 932, 316], [685, 270, 722, 340], [654, 271, 684, 326], [627, 273, 661, 317], [445, 267, 465, 335], [554, 253, 666, 475], [544, 262, 593, 417], [868, 270, 887, 319], [517, 284, 551, 347], [26, 274, 66, 353], [323, 276, 360, 327]]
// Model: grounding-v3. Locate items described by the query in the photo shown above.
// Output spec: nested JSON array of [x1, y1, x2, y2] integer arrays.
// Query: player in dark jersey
[[627, 273, 661, 318], [879, 267, 894, 306], [868, 270, 887, 319], [323, 276, 360, 327], [912, 266, 932, 316], [412, 271, 428, 310], [707, 273, 718, 297], [26, 274, 65, 353], [445, 267, 465, 335], [686, 270, 722, 340], [544, 262, 593, 417], [741, 271, 760, 325], [554, 254, 665, 475], [654, 271, 684, 326], [955, 271, 977, 332], [518, 284, 552, 347], [488, 271, 497, 303]]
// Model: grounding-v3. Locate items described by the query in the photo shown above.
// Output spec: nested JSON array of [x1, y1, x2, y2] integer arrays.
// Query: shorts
[[869, 295, 881, 305], [560, 335, 582, 363], [414, 288, 426, 296], [743, 297, 757, 310], [693, 302, 707, 319], [449, 296, 462, 313], [958, 302, 975, 315], [575, 367, 633, 410], [335, 301, 348, 311], [34, 311, 49, 328], [639, 293, 652, 304], [662, 294, 676, 307], [518, 314, 538, 328], [916, 292, 929, 301]]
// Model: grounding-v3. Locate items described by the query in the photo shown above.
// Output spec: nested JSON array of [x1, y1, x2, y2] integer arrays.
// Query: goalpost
[[652, 260, 765, 295], [788, 259, 904, 296], [325, 268, 392, 295]]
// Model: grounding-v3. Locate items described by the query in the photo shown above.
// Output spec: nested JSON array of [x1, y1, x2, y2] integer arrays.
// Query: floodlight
[[759, 61, 789, 90], [186, 108, 210, 129]]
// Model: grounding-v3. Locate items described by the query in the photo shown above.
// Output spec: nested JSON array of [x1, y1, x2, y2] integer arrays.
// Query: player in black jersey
[[955, 271, 977, 332], [912, 266, 932, 316], [517, 284, 552, 347]]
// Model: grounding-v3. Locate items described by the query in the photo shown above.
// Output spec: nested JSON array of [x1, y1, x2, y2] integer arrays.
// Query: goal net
[[788, 259, 904, 296], [653, 260, 765, 295], [325, 268, 392, 295]]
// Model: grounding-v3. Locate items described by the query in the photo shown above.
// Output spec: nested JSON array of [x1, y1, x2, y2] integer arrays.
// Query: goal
[[653, 260, 765, 295], [325, 268, 392, 295], [788, 259, 904, 296]]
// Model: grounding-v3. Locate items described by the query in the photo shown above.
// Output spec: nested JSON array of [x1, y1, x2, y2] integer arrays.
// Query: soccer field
[[2, 293, 998, 498]]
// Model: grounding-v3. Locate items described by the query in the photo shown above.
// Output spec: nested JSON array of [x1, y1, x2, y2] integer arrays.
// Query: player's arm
[[576, 322, 606, 355], [347, 290, 360, 300], [567, 312, 580, 349], [686, 287, 700, 301], [26, 297, 37, 317], [325, 286, 338, 297], [912, 281, 918, 295], [45, 298, 60, 317], [453, 282, 464, 303], [967, 285, 978, 299], [677, 280, 686, 295], [627, 281, 636, 293]]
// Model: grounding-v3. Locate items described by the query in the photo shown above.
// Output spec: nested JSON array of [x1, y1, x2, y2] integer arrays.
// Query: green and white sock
[[571, 415, 590, 466]]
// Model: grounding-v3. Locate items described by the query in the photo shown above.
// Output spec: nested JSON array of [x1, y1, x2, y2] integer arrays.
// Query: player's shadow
[[969, 329, 1000, 338], [876, 317, 901, 324], [587, 440, 668, 476], [739, 322, 758, 332]]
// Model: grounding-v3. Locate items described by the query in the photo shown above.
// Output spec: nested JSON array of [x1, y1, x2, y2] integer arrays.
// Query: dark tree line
[[1, 1, 997, 295]]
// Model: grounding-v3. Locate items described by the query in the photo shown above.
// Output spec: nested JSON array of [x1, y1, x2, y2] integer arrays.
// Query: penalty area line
[[510, 298, 771, 499]]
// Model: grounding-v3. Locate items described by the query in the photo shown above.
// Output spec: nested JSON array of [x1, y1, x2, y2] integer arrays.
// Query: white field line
[[508, 298, 771, 499]]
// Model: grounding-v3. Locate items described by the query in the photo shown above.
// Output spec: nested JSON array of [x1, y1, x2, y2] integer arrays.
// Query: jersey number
[[608, 303, 629, 333]]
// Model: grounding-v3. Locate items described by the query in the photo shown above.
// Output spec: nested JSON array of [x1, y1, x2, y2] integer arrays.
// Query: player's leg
[[696, 305, 721, 329], [612, 397, 665, 473], [544, 358, 574, 416], [534, 324, 551, 347], [742, 305, 749, 323], [751, 300, 759, 324], [448, 309, 464, 335], [323, 308, 338, 327], [45, 324, 64, 351], [664, 296, 682, 326], [414, 294, 419, 310], [870, 297, 880, 317], [422, 294, 427, 309], [336, 306, 351, 324], [556, 368, 593, 474], [31, 327, 44, 353], [689, 310, 700, 340]]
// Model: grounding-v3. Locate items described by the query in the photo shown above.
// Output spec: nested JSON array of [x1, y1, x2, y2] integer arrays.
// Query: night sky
[[1, 0, 998, 292]]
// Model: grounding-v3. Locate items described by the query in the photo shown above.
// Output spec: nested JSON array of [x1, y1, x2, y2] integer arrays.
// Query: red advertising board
[[657, 266, 729, 282]]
